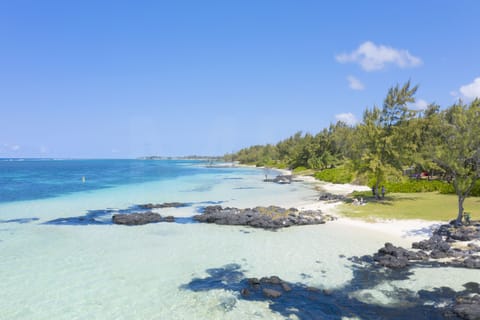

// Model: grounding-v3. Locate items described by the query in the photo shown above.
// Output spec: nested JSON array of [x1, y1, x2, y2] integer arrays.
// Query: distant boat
[[82, 176, 86, 183]]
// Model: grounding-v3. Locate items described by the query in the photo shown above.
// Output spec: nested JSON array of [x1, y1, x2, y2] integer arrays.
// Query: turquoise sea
[[0, 159, 477, 319]]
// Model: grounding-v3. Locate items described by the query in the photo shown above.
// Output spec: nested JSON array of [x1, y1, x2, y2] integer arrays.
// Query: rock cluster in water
[[241, 276, 293, 299], [112, 212, 175, 225], [451, 294, 480, 320], [371, 222, 480, 269], [137, 202, 188, 209], [111, 202, 189, 225], [193, 205, 335, 229]]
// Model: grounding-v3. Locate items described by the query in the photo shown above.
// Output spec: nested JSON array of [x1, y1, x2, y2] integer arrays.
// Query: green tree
[[429, 99, 480, 224], [354, 81, 418, 198]]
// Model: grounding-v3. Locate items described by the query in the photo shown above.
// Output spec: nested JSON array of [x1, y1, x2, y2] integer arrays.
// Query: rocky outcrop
[[264, 175, 292, 184], [435, 222, 480, 241], [371, 225, 480, 270], [452, 294, 480, 320], [112, 212, 175, 225], [241, 276, 293, 299], [137, 202, 188, 209], [318, 192, 346, 201], [412, 234, 450, 251], [463, 257, 480, 269], [373, 242, 427, 268], [193, 205, 335, 229]]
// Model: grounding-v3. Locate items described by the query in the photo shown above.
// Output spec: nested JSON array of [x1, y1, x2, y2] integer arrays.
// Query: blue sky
[[1, 1, 479, 158]]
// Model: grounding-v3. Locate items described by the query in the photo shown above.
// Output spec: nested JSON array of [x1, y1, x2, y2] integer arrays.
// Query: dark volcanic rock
[[193, 205, 334, 229], [262, 288, 282, 298], [463, 257, 480, 269], [468, 243, 480, 252], [112, 212, 165, 225], [450, 226, 480, 241], [260, 276, 282, 284], [452, 294, 480, 320], [374, 253, 410, 269], [318, 192, 346, 201], [412, 235, 450, 252], [373, 243, 426, 269], [435, 223, 480, 241], [370, 222, 480, 270], [138, 202, 188, 209], [163, 216, 175, 222]]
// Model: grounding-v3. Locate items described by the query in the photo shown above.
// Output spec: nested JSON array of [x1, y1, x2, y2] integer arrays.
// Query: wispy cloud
[[459, 77, 480, 100], [347, 75, 365, 90], [413, 99, 429, 110], [335, 113, 358, 126], [336, 41, 422, 71]]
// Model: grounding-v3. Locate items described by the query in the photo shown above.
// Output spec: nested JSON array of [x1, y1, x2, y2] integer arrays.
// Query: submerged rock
[[262, 288, 282, 298], [452, 294, 480, 320], [244, 276, 293, 299], [193, 205, 335, 229]]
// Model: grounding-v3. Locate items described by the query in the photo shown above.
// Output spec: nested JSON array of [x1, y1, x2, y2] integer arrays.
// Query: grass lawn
[[338, 192, 480, 222]]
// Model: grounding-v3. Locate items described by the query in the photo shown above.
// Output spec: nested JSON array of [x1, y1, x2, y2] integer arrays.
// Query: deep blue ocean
[[0, 159, 239, 203]]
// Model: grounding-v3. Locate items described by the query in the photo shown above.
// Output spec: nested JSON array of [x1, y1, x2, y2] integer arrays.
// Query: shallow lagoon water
[[0, 160, 477, 319]]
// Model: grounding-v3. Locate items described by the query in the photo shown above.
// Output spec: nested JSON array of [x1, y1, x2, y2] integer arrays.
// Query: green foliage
[[227, 83, 479, 224], [383, 180, 453, 193], [292, 166, 308, 173], [352, 180, 480, 197], [439, 180, 480, 196], [314, 167, 354, 184], [231, 122, 354, 171], [426, 99, 480, 222], [255, 159, 288, 169], [352, 81, 418, 194]]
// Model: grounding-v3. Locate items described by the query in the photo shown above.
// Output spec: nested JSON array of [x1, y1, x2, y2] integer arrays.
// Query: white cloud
[[413, 99, 429, 110], [335, 113, 358, 126], [11, 145, 20, 151], [347, 75, 365, 90], [336, 41, 422, 71], [459, 77, 480, 100]]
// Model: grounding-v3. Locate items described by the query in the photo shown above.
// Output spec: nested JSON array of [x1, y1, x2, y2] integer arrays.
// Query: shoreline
[[282, 172, 441, 244], [236, 163, 443, 244]]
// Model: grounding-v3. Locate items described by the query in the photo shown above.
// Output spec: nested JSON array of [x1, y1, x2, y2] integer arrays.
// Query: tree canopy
[[227, 82, 479, 223]]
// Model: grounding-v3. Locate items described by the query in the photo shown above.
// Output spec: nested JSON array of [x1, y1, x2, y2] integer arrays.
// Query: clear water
[[0, 160, 476, 319], [0, 159, 240, 203]]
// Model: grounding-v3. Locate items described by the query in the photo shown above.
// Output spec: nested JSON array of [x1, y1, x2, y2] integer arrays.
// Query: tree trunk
[[375, 180, 380, 200], [456, 195, 465, 225]]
